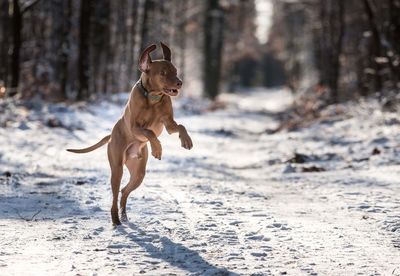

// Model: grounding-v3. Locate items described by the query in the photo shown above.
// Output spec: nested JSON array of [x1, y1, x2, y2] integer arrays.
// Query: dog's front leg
[[132, 127, 162, 160], [163, 118, 193, 150]]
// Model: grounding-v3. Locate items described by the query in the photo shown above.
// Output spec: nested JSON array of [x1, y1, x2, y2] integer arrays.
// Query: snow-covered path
[[1, 89, 399, 275]]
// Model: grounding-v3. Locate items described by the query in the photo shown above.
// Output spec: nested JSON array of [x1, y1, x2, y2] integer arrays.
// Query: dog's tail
[[66, 135, 111, 154]]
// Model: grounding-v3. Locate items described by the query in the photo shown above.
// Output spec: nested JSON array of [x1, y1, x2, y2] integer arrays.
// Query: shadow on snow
[[117, 222, 238, 276]]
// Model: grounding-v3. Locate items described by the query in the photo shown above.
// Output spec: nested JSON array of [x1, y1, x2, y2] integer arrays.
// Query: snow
[[0, 88, 400, 275]]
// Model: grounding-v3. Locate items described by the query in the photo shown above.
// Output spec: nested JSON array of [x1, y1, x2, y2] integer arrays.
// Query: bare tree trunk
[[48, 0, 64, 100], [330, 0, 345, 102], [158, 0, 171, 43], [60, 0, 71, 98], [363, 0, 382, 93], [9, 0, 42, 96], [91, 0, 110, 94], [178, 0, 187, 83], [77, 0, 92, 100], [116, 0, 128, 92], [127, 0, 139, 83], [204, 0, 225, 99], [102, 22, 111, 94], [136, 0, 154, 78], [388, 0, 400, 87], [0, 0, 10, 87], [10, 0, 22, 96], [317, 0, 345, 103], [140, 0, 154, 51]]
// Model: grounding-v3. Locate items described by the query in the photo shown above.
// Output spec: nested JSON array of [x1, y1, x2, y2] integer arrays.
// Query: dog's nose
[[177, 80, 182, 87]]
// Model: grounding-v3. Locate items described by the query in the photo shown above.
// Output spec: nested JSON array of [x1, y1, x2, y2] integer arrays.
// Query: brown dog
[[67, 42, 193, 225]]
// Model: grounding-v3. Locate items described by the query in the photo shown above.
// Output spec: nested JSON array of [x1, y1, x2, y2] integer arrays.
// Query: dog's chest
[[137, 107, 164, 135]]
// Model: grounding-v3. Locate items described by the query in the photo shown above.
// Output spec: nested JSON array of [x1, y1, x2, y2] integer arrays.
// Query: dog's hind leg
[[120, 145, 148, 222], [108, 142, 124, 226]]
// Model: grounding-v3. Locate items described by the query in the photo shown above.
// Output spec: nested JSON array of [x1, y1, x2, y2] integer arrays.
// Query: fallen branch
[[14, 208, 42, 221]]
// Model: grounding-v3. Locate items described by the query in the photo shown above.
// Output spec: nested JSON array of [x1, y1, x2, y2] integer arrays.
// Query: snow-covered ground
[[0, 88, 399, 275]]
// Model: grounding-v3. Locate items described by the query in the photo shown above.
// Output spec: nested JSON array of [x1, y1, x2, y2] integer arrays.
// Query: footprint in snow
[[92, 226, 104, 236], [245, 233, 271, 242]]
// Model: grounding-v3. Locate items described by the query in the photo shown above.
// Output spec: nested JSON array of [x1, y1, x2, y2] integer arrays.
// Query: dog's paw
[[152, 150, 162, 160], [111, 208, 121, 225], [151, 142, 162, 160], [180, 134, 193, 150], [120, 209, 128, 222]]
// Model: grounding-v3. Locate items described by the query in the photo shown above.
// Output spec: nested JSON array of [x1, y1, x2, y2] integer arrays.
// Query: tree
[[91, 0, 111, 94], [60, 0, 72, 98], [316, 0, 345, 103], [203, 0, 225, 99], [0, 0, 10, 88], [177, 0, 187, 82], [10, 0, 22, 96], [140, 0, 155, 51], [8, 0, 42, 96], [126, 0, 139, 85], [1, 0, 261, 101], [77, 0, 92, 100]]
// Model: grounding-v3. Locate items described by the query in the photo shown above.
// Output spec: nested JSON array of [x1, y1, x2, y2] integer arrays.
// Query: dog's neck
[[139, 74, 164, 103]]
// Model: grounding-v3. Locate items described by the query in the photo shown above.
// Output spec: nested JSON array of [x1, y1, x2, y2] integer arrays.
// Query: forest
[[269, 0, 400, 107], [0, 0, 258, 101], [1, 1, 400, 275], [0, 0, 399, 107]]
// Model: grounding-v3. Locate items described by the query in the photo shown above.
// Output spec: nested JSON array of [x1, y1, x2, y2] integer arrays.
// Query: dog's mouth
[[163, 88, 179, 96]]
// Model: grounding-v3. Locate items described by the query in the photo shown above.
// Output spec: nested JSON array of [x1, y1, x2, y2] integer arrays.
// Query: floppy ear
[[139, 44, 157, 72], [160, 41, 171, 61]]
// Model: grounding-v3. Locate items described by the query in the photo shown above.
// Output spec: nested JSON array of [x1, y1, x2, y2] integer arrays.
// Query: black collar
[[138, 79, 163, 102]]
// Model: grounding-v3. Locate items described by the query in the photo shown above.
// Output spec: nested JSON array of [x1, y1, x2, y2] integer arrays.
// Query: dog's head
[[139, 42, 182, 97]]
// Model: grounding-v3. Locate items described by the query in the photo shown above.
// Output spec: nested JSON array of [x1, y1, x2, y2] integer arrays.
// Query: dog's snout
[[177, 80, 182, 87]]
